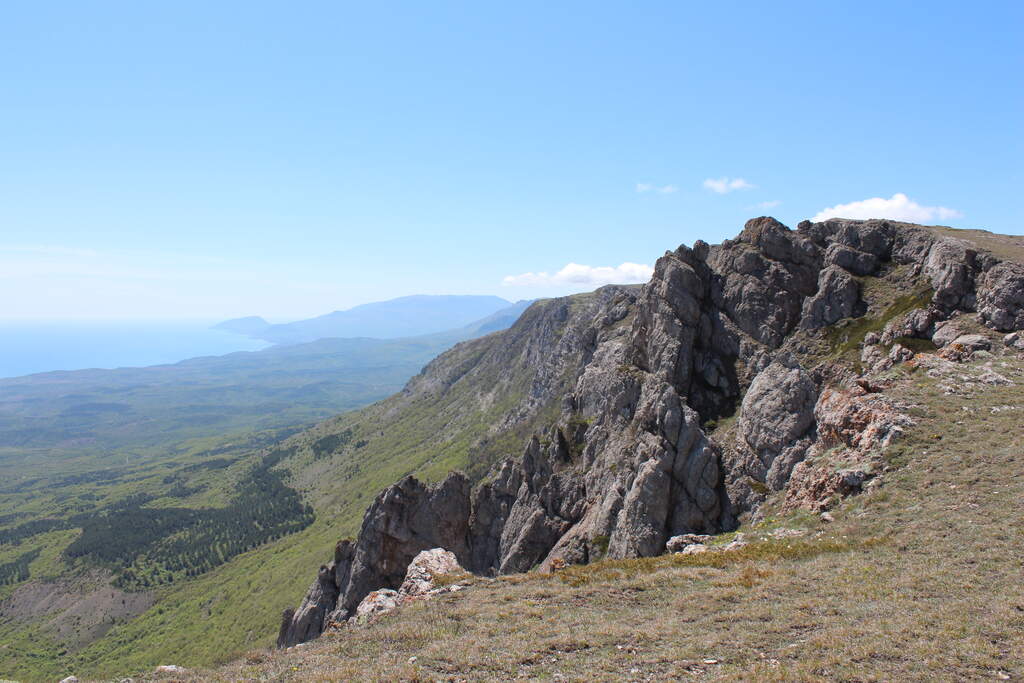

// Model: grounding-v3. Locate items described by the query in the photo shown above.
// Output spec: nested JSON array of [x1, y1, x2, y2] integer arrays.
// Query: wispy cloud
[[750, 200, 781, 210], [811, 193, 962, 223], [636, 182, 677, 194], [703, 177, 755, 194], [503, 262, 653, 288]]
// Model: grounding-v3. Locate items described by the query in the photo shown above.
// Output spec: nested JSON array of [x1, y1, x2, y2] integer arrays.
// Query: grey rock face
[[338, 473, 472, 616], [799, 218, 895, 259], [860, 342, 889, 373], [736, 355, 817, 490], [802, 219, 1024, 335], [978, 261, 1024, 331], [889, 343, 916, 364], [276, 563, 339, 648], [923, 238, 982, 311], [800, 266, 863, 329], [824, 242, 879, 276], [708, 217, 820, 347], [466, 459, 523, 572]]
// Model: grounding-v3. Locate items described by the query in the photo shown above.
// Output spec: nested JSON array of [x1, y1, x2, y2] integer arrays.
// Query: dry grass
[[147, 343, 1024, 682], [922, 225, 1024, 264]]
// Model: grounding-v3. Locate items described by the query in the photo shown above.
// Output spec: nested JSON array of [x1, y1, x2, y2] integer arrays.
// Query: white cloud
[[503, 262, 654, 288], [636, 182, 677, 194], [703, 177, 755, 194], [752, 200, 781, 210], [811, 193, 963, 223]]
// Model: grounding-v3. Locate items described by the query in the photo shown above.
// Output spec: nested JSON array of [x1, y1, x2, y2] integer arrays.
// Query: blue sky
[[1, 1, 1021, 320]]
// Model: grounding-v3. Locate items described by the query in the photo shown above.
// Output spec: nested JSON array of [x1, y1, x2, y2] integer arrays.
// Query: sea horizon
[[0, 319, 271, 379]]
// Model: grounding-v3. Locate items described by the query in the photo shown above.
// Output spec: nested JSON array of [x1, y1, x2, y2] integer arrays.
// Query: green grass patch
[[825, 286, 934, 358]]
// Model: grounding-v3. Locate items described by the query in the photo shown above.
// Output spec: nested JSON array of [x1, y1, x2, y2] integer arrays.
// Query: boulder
[[721, 535, 748, 551], [665, 533, 712, 552], [1004, 332, 1024, 351], [355, 589, 400, 618], [952, 334, 991, 351], [399, 548, 465, 597], [931, 321, 965, 347], [860, 343, 889, 373], [784, 463, 871, 513]]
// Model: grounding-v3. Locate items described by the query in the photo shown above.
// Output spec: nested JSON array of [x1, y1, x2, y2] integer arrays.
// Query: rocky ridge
[[278, 217, 1024, 648]]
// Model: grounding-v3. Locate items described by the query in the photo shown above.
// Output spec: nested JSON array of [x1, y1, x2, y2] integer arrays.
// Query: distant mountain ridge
[[216, 295, 525, 345], [214, 316, 271, 336], [0, 302, 533, 466]]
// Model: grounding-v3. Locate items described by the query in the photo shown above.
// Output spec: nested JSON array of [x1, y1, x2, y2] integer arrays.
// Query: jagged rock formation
[[279, 217, 1024, 647]]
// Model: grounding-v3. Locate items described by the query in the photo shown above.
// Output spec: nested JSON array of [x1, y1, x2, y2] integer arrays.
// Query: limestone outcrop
[[735, 354, 818, 491], [280, 217, 1024, 647]]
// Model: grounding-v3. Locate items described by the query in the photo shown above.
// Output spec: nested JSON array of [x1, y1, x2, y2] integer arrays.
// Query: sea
[[0, 320, 271, 379]]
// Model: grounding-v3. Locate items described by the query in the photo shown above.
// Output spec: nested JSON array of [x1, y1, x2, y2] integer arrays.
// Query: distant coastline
[[0, 320, 270, 379]]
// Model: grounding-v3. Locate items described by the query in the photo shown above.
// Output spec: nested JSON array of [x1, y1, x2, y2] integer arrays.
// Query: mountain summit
[[276, 216, 1024, 650]]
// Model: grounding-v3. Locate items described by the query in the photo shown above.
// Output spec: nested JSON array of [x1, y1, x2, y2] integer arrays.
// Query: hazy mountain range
[[215, 295, 530, 344]]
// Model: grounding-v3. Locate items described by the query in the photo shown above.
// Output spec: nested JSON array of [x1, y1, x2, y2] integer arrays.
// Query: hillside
[[0, 331, 465, 474], [0, 312, 529, 681], [4, 217, 1023, 681], [162, 335, 1024, 681]]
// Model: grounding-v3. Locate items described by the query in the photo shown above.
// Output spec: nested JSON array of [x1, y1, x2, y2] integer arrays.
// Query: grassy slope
[[0, 330, 498, 681], [176, 337, 1024, 682]]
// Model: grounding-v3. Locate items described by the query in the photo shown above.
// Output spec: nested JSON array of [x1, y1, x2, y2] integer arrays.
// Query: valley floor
[[138, 344, 1024, 681]]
